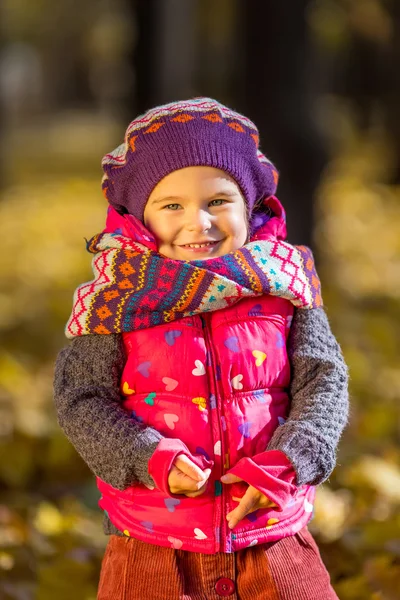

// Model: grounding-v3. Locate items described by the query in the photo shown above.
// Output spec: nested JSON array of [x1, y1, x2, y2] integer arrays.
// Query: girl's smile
[[143, 166, 248, 261], [177, 239, 223, 253]]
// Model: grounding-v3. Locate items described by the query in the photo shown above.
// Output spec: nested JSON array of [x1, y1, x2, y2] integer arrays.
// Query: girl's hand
[[221, 473, 277, 528], [168, 455, 212, 497]]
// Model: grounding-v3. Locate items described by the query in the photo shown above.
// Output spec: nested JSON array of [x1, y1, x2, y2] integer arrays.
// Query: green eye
[[209, 199, 226, 206], [164, 203, 181, 210]]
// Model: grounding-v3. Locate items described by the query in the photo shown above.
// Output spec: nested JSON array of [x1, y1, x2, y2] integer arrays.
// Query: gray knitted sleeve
[[267, 307, 349, 486], [53, 334, 163, 490]]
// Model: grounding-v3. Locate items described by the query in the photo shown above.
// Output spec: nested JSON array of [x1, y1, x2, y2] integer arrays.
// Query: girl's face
[[143, 166, 248, 261]]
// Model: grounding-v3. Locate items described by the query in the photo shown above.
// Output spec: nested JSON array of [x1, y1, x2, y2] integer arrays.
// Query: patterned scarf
[[65, 198, 322, 338]]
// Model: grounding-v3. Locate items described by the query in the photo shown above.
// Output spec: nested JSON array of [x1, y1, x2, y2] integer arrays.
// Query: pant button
[[215, 577, 235, 596]]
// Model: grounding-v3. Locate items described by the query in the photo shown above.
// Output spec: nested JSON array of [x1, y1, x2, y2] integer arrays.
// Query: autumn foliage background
[[1, 1, 400, 598]]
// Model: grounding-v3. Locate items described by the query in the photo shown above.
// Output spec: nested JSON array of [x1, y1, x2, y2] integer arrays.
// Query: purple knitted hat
[[101, 98, 279, 222]]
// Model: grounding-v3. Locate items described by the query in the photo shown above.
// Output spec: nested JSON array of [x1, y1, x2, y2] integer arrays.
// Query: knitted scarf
[[65, 198, 322, 338]]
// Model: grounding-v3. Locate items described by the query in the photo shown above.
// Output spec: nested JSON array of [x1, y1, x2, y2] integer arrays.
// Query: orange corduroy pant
[[97, 527, 339, 600]]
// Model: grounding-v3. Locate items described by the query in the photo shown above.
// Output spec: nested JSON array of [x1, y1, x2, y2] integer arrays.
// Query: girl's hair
[[248, 199, 274, 239]]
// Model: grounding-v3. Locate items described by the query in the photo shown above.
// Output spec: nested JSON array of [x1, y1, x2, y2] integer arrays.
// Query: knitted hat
[[101, 97, 279, 222]]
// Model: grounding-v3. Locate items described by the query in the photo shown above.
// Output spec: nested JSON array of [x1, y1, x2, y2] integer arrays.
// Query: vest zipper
[[201, 314, 227, 553]]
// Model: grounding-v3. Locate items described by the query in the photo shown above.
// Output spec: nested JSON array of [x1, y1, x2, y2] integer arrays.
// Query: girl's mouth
[[179, 240, 222, 252]]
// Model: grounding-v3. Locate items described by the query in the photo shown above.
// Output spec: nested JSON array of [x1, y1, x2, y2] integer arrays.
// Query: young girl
[[54, 98, 349, 599]]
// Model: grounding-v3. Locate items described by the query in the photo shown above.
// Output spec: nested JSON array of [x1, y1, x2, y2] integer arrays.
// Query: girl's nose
[[187, 209, 212, 233]]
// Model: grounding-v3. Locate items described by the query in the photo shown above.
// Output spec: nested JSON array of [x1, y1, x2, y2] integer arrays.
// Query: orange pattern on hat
[[129, 135, 138, 151], [202, 113, 223, 123], [144, 122, 165, 134], [228, 122, 245, 133], [251, 134, 259, 146], [172, 114, 195, 123]]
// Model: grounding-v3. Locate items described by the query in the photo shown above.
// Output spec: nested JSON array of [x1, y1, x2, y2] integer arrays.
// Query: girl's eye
[[163, 203, 181, 210], [209, 199, 226, 206]]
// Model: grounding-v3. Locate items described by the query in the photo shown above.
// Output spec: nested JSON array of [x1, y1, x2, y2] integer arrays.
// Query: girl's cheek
[[235, 218, 248, 243]]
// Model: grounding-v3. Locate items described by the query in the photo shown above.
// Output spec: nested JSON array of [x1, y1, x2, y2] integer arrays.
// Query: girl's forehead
[[149, 166, 243, 200]]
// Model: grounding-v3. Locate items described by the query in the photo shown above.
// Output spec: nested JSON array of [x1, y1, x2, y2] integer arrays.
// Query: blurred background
[[0, 0, 400, 598]]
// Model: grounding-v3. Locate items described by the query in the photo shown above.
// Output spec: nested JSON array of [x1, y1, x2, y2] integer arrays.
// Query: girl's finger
[[226, 489, 258, 528], [184, 481, 209, 497], [220, 473, 243, 484], [172, 467, 211, 493], [260, 498, 278, 508], [174, 455, 206, 482], [176, 470, 204, 491], [195, 469, 212, 489]]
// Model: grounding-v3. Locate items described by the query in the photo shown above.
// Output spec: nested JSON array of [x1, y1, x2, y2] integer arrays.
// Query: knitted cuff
[[268, 422, 336, 486]]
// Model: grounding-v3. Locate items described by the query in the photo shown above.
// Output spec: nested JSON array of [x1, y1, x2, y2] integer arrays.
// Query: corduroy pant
[[97, 527, 339, 600]]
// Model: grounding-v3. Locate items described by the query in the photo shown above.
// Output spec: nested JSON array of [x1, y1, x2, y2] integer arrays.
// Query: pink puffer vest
[[97, 293, 316, 553]]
